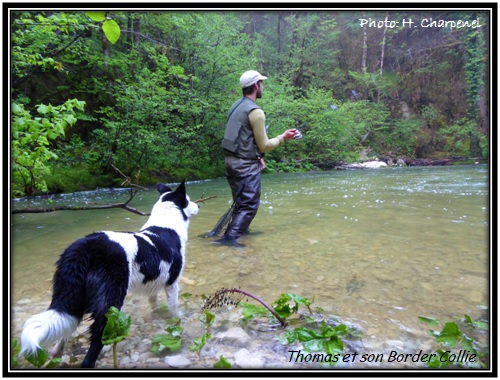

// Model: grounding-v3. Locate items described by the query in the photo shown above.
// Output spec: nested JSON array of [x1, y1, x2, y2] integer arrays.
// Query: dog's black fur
[[20, 181, 199, 368]]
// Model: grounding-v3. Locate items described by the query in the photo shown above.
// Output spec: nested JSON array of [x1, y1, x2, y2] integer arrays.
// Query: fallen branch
[[12, 202, 150, 215], [203, 287, 287, 327], [12, 164, 219, 215], [194, 195, 217, 204], [12, 192, 218, 215]]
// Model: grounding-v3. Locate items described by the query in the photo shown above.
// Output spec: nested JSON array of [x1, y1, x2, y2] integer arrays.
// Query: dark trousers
[[223, 155, 261, 238]]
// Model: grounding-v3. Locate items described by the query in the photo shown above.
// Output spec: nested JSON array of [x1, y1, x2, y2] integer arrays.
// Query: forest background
[[10, 9, 490, 197]]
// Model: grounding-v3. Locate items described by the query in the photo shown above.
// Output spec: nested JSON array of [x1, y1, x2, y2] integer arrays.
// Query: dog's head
[[156, 180, 199, 220]]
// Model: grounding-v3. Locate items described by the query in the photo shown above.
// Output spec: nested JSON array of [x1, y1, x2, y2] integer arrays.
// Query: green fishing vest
[[221, 98, 263, 159]]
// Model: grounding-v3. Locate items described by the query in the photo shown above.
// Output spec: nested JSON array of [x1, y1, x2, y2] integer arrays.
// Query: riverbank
[[11, 290, 434, 371]]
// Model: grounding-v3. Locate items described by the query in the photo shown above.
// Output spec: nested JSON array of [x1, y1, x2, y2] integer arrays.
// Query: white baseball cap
[[240, 70, 268, 88]]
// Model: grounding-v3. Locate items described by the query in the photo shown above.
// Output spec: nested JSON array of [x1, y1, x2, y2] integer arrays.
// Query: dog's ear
[[157, 183, 172, 194], [174, 180, 186, 195]]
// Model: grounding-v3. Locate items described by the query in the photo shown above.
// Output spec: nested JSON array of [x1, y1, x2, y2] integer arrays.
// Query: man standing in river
[[219, 70, 300, 244]]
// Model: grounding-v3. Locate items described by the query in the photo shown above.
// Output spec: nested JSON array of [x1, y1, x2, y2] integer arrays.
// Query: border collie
[[19, 181, 199, 368]]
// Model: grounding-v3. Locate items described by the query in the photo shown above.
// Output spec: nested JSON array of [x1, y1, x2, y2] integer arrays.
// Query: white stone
[[165, 354, 192, 368], [234, 348, 263, 368], [361, 161, 387, 168]]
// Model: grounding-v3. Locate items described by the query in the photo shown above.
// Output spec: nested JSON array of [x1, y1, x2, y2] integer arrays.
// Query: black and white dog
[[20, 181, 199, 368]]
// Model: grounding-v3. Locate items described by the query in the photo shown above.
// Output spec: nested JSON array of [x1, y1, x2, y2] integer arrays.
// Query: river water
[[9, 165, 490, 371]]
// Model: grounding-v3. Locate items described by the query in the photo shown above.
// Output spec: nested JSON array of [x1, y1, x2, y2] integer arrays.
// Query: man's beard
[[256, 88, 263, 98]]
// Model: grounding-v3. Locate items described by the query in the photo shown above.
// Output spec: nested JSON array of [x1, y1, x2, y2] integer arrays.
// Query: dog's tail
[[19, 237, 93, 358], [20, 310, 79, 357]]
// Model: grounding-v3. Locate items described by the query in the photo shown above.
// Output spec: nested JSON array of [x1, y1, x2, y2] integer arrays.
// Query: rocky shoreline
[[304, 156, 486, 171], [11, 292, 433, 371]]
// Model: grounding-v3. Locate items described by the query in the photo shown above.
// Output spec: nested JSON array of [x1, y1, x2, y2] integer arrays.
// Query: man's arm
[[249, 109, 284, 153]]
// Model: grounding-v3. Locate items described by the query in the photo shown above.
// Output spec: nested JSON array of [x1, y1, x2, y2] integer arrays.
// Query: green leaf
[[214, 355, 232, 368], [418, 316, 440, 326], [102, 19, 120, 44], [165, 324, 184, 338], [463, 314, 489, 330], [284, 293, 312, 308], [12, 103, 22, 114], [37, 104, 49, 114], [151, 333, 182, 353], [102, 306, 131, 345], [189, 332, 211, 353], [295, 327, 323, 342], [324, 335, 344, 355], [240, 302, 271, 320], [427, 349, 449, 368], [199, 309, 215, 329], [24, 348, 48, 368], [303, 338, 326, 352], [279, 330, 298, 345], [435, 322, 463, 347], [46, 357, 62, 368], [85, 11, 106, 22]]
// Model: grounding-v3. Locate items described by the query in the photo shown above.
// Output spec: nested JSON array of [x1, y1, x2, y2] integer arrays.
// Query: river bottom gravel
[[10, 286, 437, 372]]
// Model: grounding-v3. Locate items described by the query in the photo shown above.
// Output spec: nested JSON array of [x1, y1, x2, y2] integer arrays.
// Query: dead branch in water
[[12, 165, 216, 215]]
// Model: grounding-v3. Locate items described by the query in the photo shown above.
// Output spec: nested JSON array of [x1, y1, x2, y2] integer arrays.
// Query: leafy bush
[[418, 314, 489, 368], [11, 99, 85, 197], [436, 118, 488, 157]]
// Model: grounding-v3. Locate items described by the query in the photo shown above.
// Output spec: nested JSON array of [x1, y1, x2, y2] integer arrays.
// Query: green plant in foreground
[[151, 317, 183, 355], [13, 335, 61, 369], [189, 310, 215, 354], [418, 314, 489, 368], [204, 288, 313, 326], [102, 306, 131, 368], [279, 321, 350, 366], [11, 338, 20, 368], [23, 347, 62, 369], [273, 293, 313, 319], [214, 355, 232, 368]]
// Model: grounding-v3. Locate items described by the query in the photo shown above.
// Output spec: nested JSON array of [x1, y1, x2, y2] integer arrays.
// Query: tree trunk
[[362, 13, 367, 74], [378, 13, 388, 102]]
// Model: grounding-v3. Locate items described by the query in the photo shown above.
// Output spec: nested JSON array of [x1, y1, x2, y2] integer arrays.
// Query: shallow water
[[10, 165, 490, 370]]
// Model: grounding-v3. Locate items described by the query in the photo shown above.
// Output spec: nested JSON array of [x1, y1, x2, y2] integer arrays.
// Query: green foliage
[[11, 12, 90, 80], [102, 306, 132, 345], [85, 11, 121, 44], [463, 19, 486, 121], [24, 347, 62, 369], [102, 306, 132, 368], [272, 293, 313, 319], [213, 355, 232, 368], [277, 92, 392, 163], [189, 333, 210, 354], [11, 99, 85, 197], [239, 293, 312, 324], [11, 338, 20, 368], [151, 318, 184, 354], [240, 302, 273, 321], [419, 314, 489, 368], [279, 321, 350, 366], [383, 118, 422, 156], [9, 10, 489, 196], [189, 310, 215, 354], [436, 117, 488, 157]]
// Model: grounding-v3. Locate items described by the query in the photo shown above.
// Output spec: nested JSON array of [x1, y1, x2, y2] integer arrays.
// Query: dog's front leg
[[166, 282, 179, 316]]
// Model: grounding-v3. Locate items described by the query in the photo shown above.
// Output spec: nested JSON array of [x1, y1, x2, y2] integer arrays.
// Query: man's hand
[[259, 157, 266, 171], [282, 129, 300, 141]]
